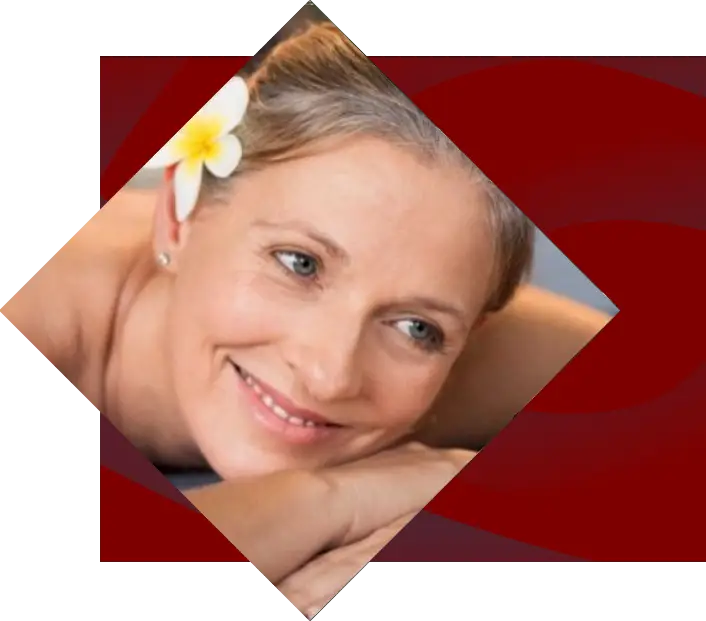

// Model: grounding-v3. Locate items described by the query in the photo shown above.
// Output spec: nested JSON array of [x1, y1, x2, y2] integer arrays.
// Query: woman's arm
[[183, 469, 345, 583], [184, 443, 473, 584], [277, 511, 417, 619], [419, 285, 613, 450]]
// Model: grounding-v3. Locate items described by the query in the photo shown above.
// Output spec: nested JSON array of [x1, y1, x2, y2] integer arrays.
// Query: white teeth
[[239, 366, 329, 429], [273, 404, 288, 418]]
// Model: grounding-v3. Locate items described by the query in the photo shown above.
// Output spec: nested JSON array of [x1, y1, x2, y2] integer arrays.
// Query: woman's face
[[162, 137, 496, 478]]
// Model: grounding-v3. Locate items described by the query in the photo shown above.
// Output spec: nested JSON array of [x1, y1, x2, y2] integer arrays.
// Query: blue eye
[[274, 250, 319, 278], [395, 319, 444, 352]]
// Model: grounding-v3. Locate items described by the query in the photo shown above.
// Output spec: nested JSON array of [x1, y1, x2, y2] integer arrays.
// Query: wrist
[[314, 467, 356, 549]]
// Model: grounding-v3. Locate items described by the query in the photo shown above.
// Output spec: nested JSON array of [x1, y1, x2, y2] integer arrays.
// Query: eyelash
[[391, 318, 447, 354], [270, 249, 447, 355], [272, 249, 322, 284]]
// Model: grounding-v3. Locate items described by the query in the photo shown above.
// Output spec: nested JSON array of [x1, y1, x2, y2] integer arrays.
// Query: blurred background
[[532, 229, 615, 313]]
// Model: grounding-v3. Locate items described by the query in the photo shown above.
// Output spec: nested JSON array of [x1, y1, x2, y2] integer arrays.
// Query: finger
[[389, 510, 419, 529], [352, 511, 415, 545], [280, 526, 395, 616], [362, 511, 418, 554], [279, 556, 363, 618], [445, 447, 478, 469]]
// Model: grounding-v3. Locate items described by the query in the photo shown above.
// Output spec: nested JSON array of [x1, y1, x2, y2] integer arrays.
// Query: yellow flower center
[[175, 116, 224, 171]]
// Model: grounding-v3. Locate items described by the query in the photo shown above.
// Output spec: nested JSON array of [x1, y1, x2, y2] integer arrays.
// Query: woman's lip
[[230, 362, 342, 427], [230, 362, 342, 446]]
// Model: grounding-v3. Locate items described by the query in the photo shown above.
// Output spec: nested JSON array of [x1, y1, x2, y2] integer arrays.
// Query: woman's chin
[[190, 415, 406, 479], [202, 445, 321, 480]]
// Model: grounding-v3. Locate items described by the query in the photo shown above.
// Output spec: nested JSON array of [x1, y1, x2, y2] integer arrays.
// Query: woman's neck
[[102, 247, 205, 468]]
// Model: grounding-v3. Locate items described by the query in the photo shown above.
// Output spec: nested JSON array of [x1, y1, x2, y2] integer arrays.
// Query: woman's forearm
[[184, 469, 347, 583], [182, 443, 473, 583]]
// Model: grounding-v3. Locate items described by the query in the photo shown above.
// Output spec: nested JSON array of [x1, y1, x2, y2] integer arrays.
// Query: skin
[[1, 135, 611, 612], [12, 136, 497, 477], [155, 137, 494, 478], [278, 511, 418, 619], [188, 441, 472, 585]]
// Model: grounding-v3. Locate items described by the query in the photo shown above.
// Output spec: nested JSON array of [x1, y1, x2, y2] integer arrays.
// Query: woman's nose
[[283, 318, 365, 404]]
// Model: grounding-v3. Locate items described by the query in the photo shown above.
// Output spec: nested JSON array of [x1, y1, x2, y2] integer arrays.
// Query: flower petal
[[200, 76, 250, 136], [143, 130, 187, 169], [174, 157, 204, 222], [204, 134, 243, 178]]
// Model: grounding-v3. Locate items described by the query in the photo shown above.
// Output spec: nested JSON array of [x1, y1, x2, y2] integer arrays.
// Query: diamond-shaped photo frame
[[3, 3, 613, 615]]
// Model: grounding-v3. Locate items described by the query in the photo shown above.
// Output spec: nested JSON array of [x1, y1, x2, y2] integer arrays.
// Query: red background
[[100, 55, 706, 562]]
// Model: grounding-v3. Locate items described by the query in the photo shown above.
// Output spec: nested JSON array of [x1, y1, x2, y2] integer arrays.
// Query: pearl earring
[[156, 252, 171, 267]]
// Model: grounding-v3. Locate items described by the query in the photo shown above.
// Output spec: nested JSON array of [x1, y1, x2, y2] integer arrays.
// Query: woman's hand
[[278, 511, 418, 619], [325, 442, 476, 548], [185, 442, 475, 585]]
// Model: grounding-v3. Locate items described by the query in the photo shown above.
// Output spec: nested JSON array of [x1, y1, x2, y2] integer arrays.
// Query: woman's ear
[[152, 167, 192, 272]]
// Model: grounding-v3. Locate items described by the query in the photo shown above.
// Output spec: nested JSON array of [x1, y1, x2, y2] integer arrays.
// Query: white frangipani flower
[[143, 76, 250, 221]]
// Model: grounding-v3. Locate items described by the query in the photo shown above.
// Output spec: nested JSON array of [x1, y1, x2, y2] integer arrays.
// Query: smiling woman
[[3, 20, 609, 618], [156, 129, 506, 478]]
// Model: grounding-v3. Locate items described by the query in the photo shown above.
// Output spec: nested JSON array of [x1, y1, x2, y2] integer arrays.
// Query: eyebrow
[[251, 219, 349, 260]]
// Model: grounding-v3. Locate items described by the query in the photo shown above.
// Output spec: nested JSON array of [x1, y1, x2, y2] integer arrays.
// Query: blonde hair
[[206, 22, 534, 314]]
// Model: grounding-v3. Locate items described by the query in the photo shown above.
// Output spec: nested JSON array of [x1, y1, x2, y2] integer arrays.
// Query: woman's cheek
[[209, 275, 307, 344], [374, 366, 449, 427]]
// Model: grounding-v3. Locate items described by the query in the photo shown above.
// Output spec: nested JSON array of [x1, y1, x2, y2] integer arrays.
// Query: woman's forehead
[[235, 137, 488, 234]]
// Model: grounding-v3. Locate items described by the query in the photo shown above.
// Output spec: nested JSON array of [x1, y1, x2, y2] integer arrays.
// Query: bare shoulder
[[0, 189, 155, 405], [417, 285, 613, 450]]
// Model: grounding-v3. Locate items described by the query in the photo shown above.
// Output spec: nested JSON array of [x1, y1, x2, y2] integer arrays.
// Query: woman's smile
[[230, 361, 347, 445]]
